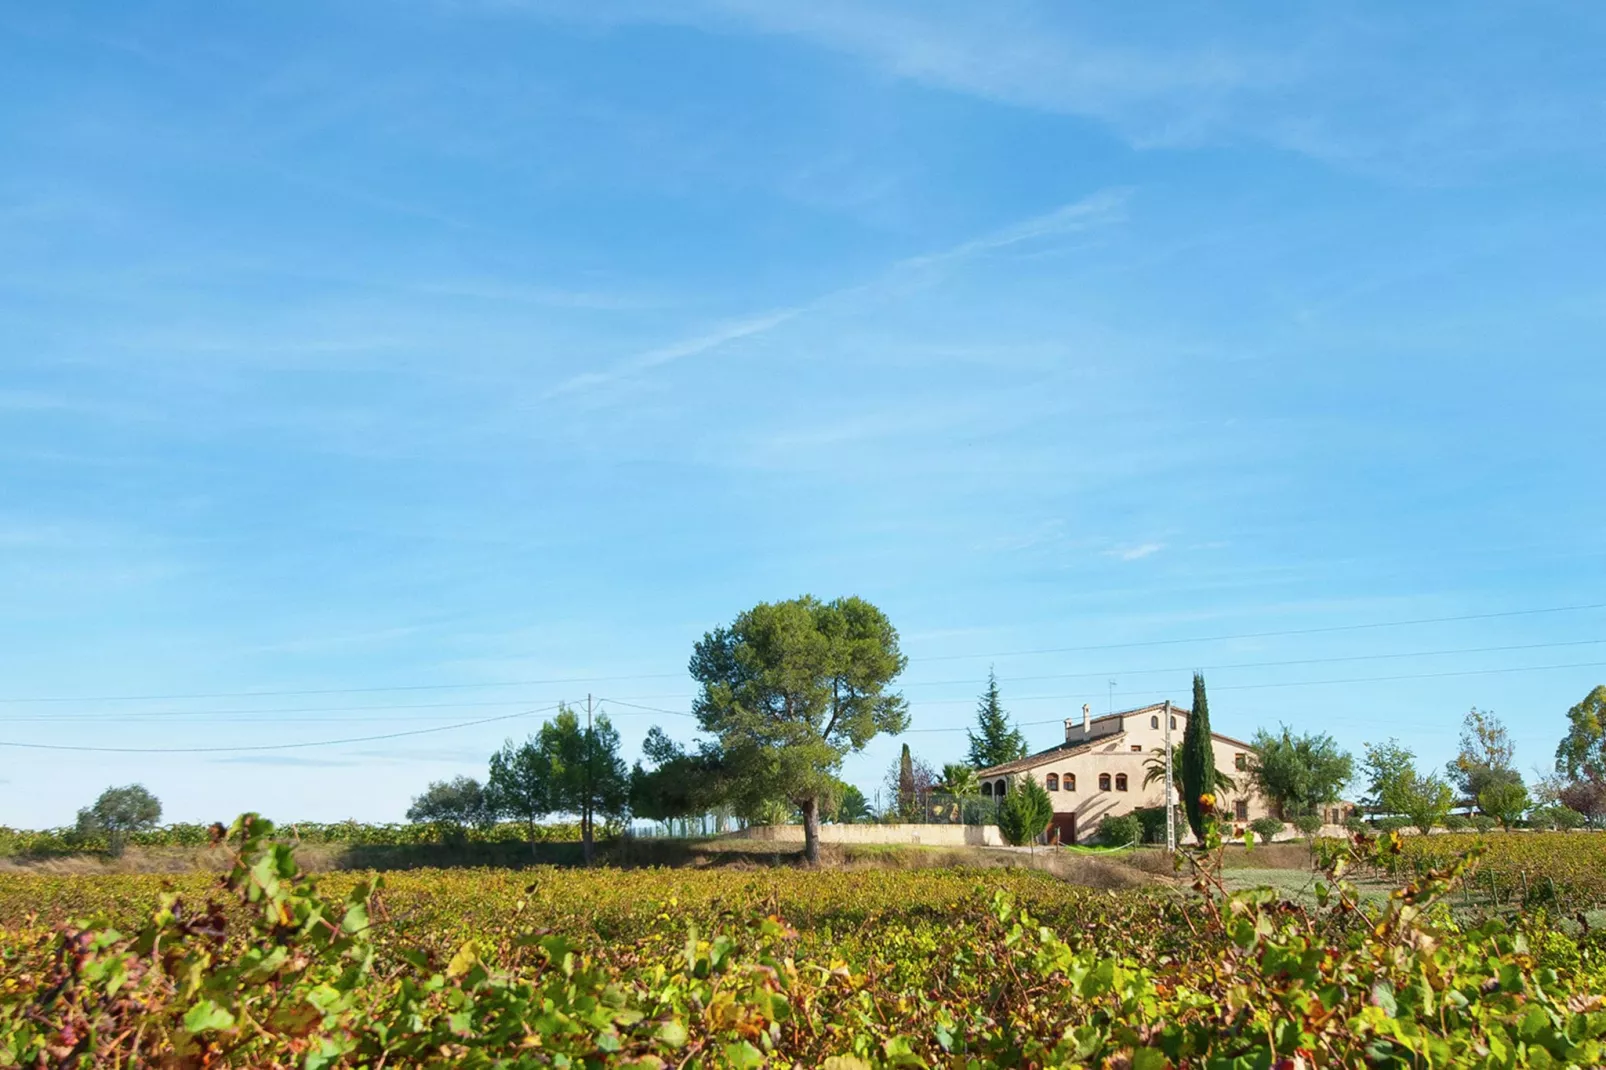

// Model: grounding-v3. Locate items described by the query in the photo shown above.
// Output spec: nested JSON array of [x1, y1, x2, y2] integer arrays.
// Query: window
[[1131, 745, 1142, 752], [981, 781, 993, 797], [1234, 799, 1249, 821], [1170, 716, 1177, 729], [996, 780, 1006, 797], [1065, 773, 1075, 791], [1150, 715, 1159, 729], [1115, 774, 1128, 792], [1098, 773, 1112, 792], [1234, 752, 1248, 771], [1045, 773, 1059, 791]]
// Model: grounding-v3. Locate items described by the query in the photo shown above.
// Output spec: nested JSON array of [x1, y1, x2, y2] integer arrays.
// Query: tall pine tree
[[1181, 673, 1215, 839], [967, 669, 1028, 768]]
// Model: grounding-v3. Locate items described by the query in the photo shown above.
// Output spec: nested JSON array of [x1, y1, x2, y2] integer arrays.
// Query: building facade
[[976, 701, 1273, 844]]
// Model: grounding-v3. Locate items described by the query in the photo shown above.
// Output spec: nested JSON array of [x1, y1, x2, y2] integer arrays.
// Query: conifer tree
[[898, 742, 916, 818], [1181, 673, 1215, 839], [967, 669, 1027, 768]]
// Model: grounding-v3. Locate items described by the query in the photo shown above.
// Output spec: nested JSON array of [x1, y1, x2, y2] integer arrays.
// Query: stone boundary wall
[[731, 823, 1007, 847]]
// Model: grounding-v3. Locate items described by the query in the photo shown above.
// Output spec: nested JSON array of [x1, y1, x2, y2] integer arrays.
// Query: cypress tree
[[898, 743, 916, 818], [967, 668, 1028, 768], [1181, 673, 1215, 839]]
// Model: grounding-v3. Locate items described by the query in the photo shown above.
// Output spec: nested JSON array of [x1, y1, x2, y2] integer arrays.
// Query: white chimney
[[1082, 703, 1091, 735]]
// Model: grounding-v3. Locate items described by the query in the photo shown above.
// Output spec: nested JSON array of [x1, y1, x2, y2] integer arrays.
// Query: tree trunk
[[801, 795, 821, 865]]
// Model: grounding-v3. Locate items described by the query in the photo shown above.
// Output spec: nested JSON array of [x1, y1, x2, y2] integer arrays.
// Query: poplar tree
[[967, 669, 1027, 768], [1181, 673, 1215, 839]]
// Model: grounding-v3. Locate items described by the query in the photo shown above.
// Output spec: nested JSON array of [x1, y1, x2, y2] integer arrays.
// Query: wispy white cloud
[[1106, 542, 1164, 561], [544, 308, 800, 398], [545, 188, 1128, 400], [514, 0, 1606, 179]]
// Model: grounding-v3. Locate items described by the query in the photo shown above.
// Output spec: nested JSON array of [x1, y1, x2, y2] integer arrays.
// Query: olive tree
[[76, 784, 162, 856]]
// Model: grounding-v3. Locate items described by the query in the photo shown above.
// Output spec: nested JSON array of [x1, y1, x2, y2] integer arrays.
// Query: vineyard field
[[0, 819, 583, 858], [5, 817, 1606, 1066], [1389, 831, 1606, 913]]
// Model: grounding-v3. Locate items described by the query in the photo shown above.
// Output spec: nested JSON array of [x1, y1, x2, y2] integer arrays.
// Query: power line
[[897, 637, 1605, 688], [906, 601, 1606, 662], [4, 637, 1599, 724], [898, 659, 1606, 729], [0, 703, 566, 754], [0, 693, 696, 723], [2, 600, 1600, 705], [595, 697, 697, 719], [0, 672, 688, 705]]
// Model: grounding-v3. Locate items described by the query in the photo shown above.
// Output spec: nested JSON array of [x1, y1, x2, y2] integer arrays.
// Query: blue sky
[[2, 2, 1603, 827]]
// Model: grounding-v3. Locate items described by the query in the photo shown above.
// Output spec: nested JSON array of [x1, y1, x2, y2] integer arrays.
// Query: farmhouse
[[976, 701, 1284, 844]]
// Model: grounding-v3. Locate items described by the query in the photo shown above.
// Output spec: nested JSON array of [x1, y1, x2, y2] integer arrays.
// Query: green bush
[[1444, 813, 1471, 831], [1471, 815, 1497, 833], [1131, 805, 1172, 844], [1524, 805, 1583, 831], [1248, 817, 1284, 843], [1376, 816, 1412, 834], [996, 777, 1053, 846], [1343, 816, 1367, 835], [1097, 813, 1144, 847], [1291, 813, 1322, 837]]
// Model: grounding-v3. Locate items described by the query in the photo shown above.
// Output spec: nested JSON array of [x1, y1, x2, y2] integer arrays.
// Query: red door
[[1048, 813, 1077, 845]]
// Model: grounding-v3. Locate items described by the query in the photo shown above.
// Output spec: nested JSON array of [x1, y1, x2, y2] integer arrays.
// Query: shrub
[[1131, 805, 1173, 844], [1471, 815, 1497, 833], [1248, 817, 1284, 844], [996, 777, 1053, 846], [1291, 813, 1323, 837], [1343, 816, 1367, 835], [1444, 813, 1471, 831], [1097, 813, 1143, 847], [1376, 816, 1412, 834], [1525, 805, 1585, 831]]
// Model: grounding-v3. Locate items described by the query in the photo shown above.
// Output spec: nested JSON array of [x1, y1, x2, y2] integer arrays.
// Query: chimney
[[1081, 703, 1091, 735]]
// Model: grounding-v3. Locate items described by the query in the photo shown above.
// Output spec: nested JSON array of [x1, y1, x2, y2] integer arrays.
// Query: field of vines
[[1388, 832, 1606, 914], [5, 818, 1606, 1067], [0, 819, 581, 857]]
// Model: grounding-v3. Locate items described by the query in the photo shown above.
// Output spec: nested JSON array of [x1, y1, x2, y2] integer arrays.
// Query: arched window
[[981, 781, 994, 797], [1065, 773, 1075, 791], [1115, 773, 1129, 792], [1098, 773, 1112, 791], [1045, 773, 1059, 791], [1170, 716, 1177, 729], [1150, 715, 1159, 729]]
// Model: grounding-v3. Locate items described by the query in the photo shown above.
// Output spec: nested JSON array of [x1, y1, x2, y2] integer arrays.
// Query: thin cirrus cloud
[[544, 187, 1129, 401], [1106, 543, 1165, 562], [552, 0, 1606, 177]]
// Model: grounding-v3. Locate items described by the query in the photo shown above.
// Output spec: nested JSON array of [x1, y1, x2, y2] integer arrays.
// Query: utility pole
[[583, 694, 595, 865], [1163, 699, 1176, 853]]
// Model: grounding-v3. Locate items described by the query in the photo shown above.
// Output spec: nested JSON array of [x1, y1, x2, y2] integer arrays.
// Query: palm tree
[[1143, 744, 1236, 795], [938, 763, 980, 797], [936, 763, 984, 824]]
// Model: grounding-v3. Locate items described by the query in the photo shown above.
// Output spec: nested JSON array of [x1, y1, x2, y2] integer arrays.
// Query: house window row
[[985, 771, 1135, 795], [1148, 714, 1178, 729]]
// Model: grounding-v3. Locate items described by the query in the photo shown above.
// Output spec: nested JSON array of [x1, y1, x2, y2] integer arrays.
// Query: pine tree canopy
[[967, 669, 1028, 768]]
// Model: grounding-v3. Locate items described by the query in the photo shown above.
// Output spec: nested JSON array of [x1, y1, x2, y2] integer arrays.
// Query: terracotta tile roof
[[976, 733, 1127, 777]]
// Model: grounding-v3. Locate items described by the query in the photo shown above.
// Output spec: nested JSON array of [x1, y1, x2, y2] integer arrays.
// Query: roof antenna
[[1107, 679, 1116, 715]]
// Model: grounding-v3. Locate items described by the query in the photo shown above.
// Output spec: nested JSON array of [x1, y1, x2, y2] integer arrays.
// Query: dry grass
[[0, 838, 1157, 891]]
